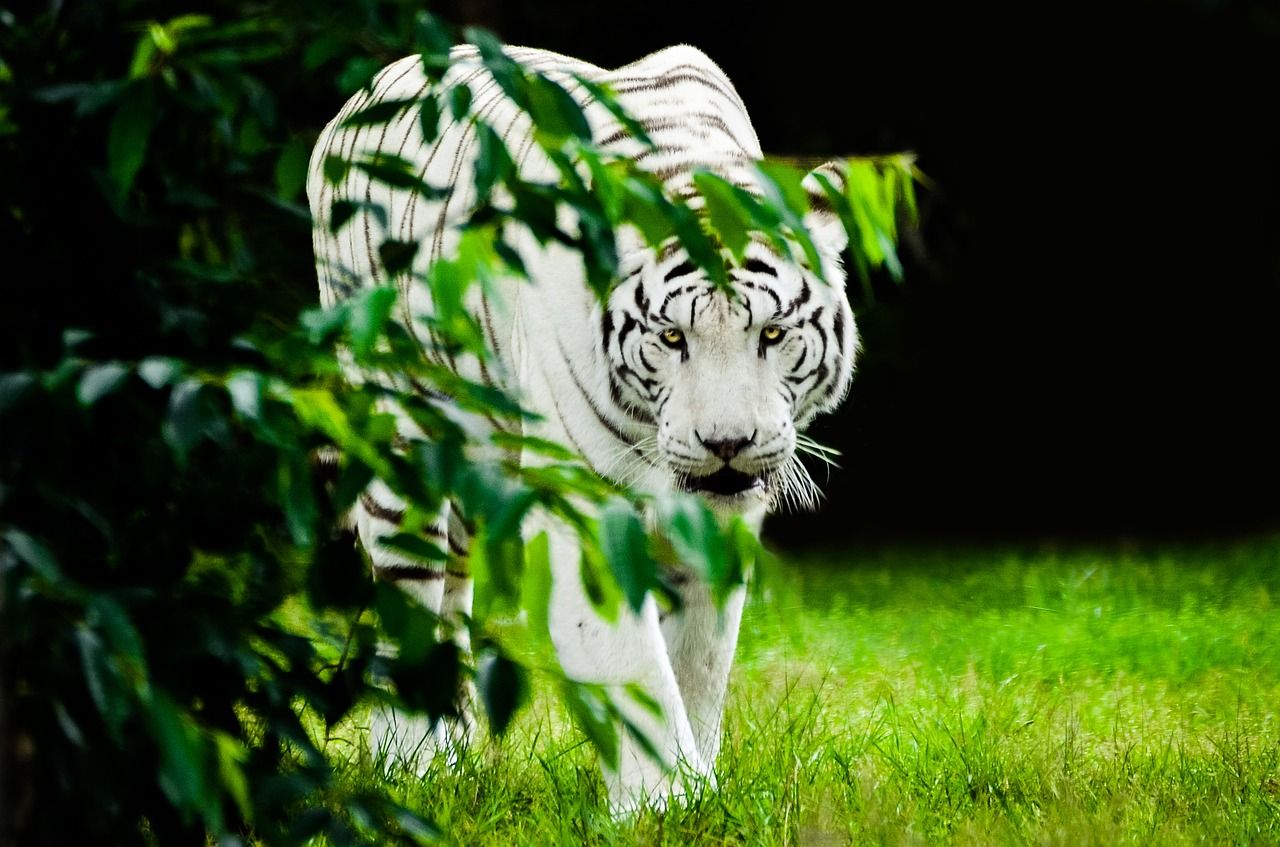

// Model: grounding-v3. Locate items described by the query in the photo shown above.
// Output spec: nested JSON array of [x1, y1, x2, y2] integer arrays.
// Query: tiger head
[[602, 167, 859, 512]]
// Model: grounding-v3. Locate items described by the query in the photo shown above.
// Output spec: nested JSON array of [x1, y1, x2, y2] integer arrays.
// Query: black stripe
[[659, 283, 698, 319], [553, 337, 648, 453], [612, 70, 742, 110], [739, 279, 783, 314], [664, 260, 696, 283], [360, 492, 405, 525], [745, 259, 777, 277], [374, 564, 444, 582]]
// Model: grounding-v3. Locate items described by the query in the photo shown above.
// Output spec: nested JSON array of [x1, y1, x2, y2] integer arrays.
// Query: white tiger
[[306, 43, 858, 812]]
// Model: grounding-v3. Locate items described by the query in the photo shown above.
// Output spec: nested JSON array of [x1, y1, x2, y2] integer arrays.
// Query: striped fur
[[307, 44, 857, 810]]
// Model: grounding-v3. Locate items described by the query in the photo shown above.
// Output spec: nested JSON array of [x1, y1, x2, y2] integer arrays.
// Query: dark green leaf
[[449, 84, 472, 120], [562, 681, 619, 769], [4, 529, 64, 582], [329, 198, 389, 235], [473, 122, 513, 201], [323, 154, 349, 185], [476, 650, 527, 736], [274, 138, 311, 199], [107, 83, 159, 197], [0, 372, 35, 413], [378, 239, 419, 275], [414, 11, 455, 81], [147, 692, 207, 810], [418, 94, 442, 144], [280, 453, 319, 548], [340, 97, 419, 128], [76, 625, 127, 742], [353, 154, 443, 198], [164, 379, 214, 462]]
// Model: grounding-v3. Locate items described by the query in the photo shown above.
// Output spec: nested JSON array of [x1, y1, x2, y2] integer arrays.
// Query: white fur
[[307, 44, 856, 813]]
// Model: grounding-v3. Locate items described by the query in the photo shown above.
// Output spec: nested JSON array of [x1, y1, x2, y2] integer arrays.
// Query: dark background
[[428, 0, 1280, 544]]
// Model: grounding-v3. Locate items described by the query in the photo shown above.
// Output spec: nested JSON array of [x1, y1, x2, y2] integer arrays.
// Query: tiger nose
[[697, 430, 756, 461]]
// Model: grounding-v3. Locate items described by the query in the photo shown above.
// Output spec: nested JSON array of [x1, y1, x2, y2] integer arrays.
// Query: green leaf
[[599, 499, 654, 613], [353, 153, 443, 198], [329, 198, 388, 235], [225, 371, 264, 421], [0, 372, 35, 413], [76, 362, 129, 406], [76, 625, 127, 742], [673, 204, 727, 287], [562, 682, 620, 769], [525, 73, 591, 142], [87, 596, 147, 675], [378, 239, 419, 275], [164, 379, 216, 463], [213, 732, 251, 821], [137, 357, 181, 389], [378, 533, 448, 563], [338, 56, 384, 95], [303, 33, 349, 71], [473, 122, 514, 202], [757, 160, 810, 218], [414, 11, 455, 81], [694, 171, 751, 264], [476, 650, 527, 736], [418, 94, 442, 145], [107, 83, 159, 197], [348, 285, 397, 356], [521, 532, 553, 646], [323, 154, 349, 185], [279, 452, 318, 548], [274, 138, 311, 199], [340, 97, 419, 128], [391, 641, 460, 718], [573, 75, 654, 148], [449, 84, 472, 120], [466, 27, 528, 113], [148, 692, 208, 811], [4, 529, 63, 582]]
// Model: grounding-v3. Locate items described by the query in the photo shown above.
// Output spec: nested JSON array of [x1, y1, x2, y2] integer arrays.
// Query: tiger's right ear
[[802, 161, 849, 257]]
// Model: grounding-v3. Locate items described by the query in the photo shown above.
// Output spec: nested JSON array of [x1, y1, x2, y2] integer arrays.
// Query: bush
[[0, 3, 915, 843]]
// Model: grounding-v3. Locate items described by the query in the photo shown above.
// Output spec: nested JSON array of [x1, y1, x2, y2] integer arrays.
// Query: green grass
[[334, 537, 1280, 845]]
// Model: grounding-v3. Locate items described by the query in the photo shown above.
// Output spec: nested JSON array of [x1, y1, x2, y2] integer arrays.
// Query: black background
[[445, 0, 1280, 543]]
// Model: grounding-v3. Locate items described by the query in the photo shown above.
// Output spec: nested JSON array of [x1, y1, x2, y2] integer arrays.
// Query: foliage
[[0, 2, 915, 845]]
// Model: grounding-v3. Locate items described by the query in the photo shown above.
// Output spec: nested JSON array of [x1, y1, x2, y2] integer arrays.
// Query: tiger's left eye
[[761, 325, 786, 343]]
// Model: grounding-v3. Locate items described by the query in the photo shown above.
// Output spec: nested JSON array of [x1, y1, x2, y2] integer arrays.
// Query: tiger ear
[[802, 161, 849, 256]]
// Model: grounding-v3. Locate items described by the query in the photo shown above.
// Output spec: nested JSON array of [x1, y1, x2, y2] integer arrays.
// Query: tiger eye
[[661, 328, 685, 346], [762, 325, 784, 341]]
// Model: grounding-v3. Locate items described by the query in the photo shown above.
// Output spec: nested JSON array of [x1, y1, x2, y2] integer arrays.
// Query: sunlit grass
[[333, 537, 1280, 845]]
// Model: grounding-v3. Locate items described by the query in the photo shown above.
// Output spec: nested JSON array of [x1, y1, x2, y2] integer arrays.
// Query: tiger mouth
[[682, 467, 765, 497]]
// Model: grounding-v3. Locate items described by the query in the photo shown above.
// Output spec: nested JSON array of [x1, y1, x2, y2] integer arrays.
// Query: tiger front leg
[[660, 578, 747, 770], [542, 522, 710, 814]]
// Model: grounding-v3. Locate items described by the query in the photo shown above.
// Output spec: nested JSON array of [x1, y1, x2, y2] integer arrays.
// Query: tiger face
[[602, 205, 858, 512]]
